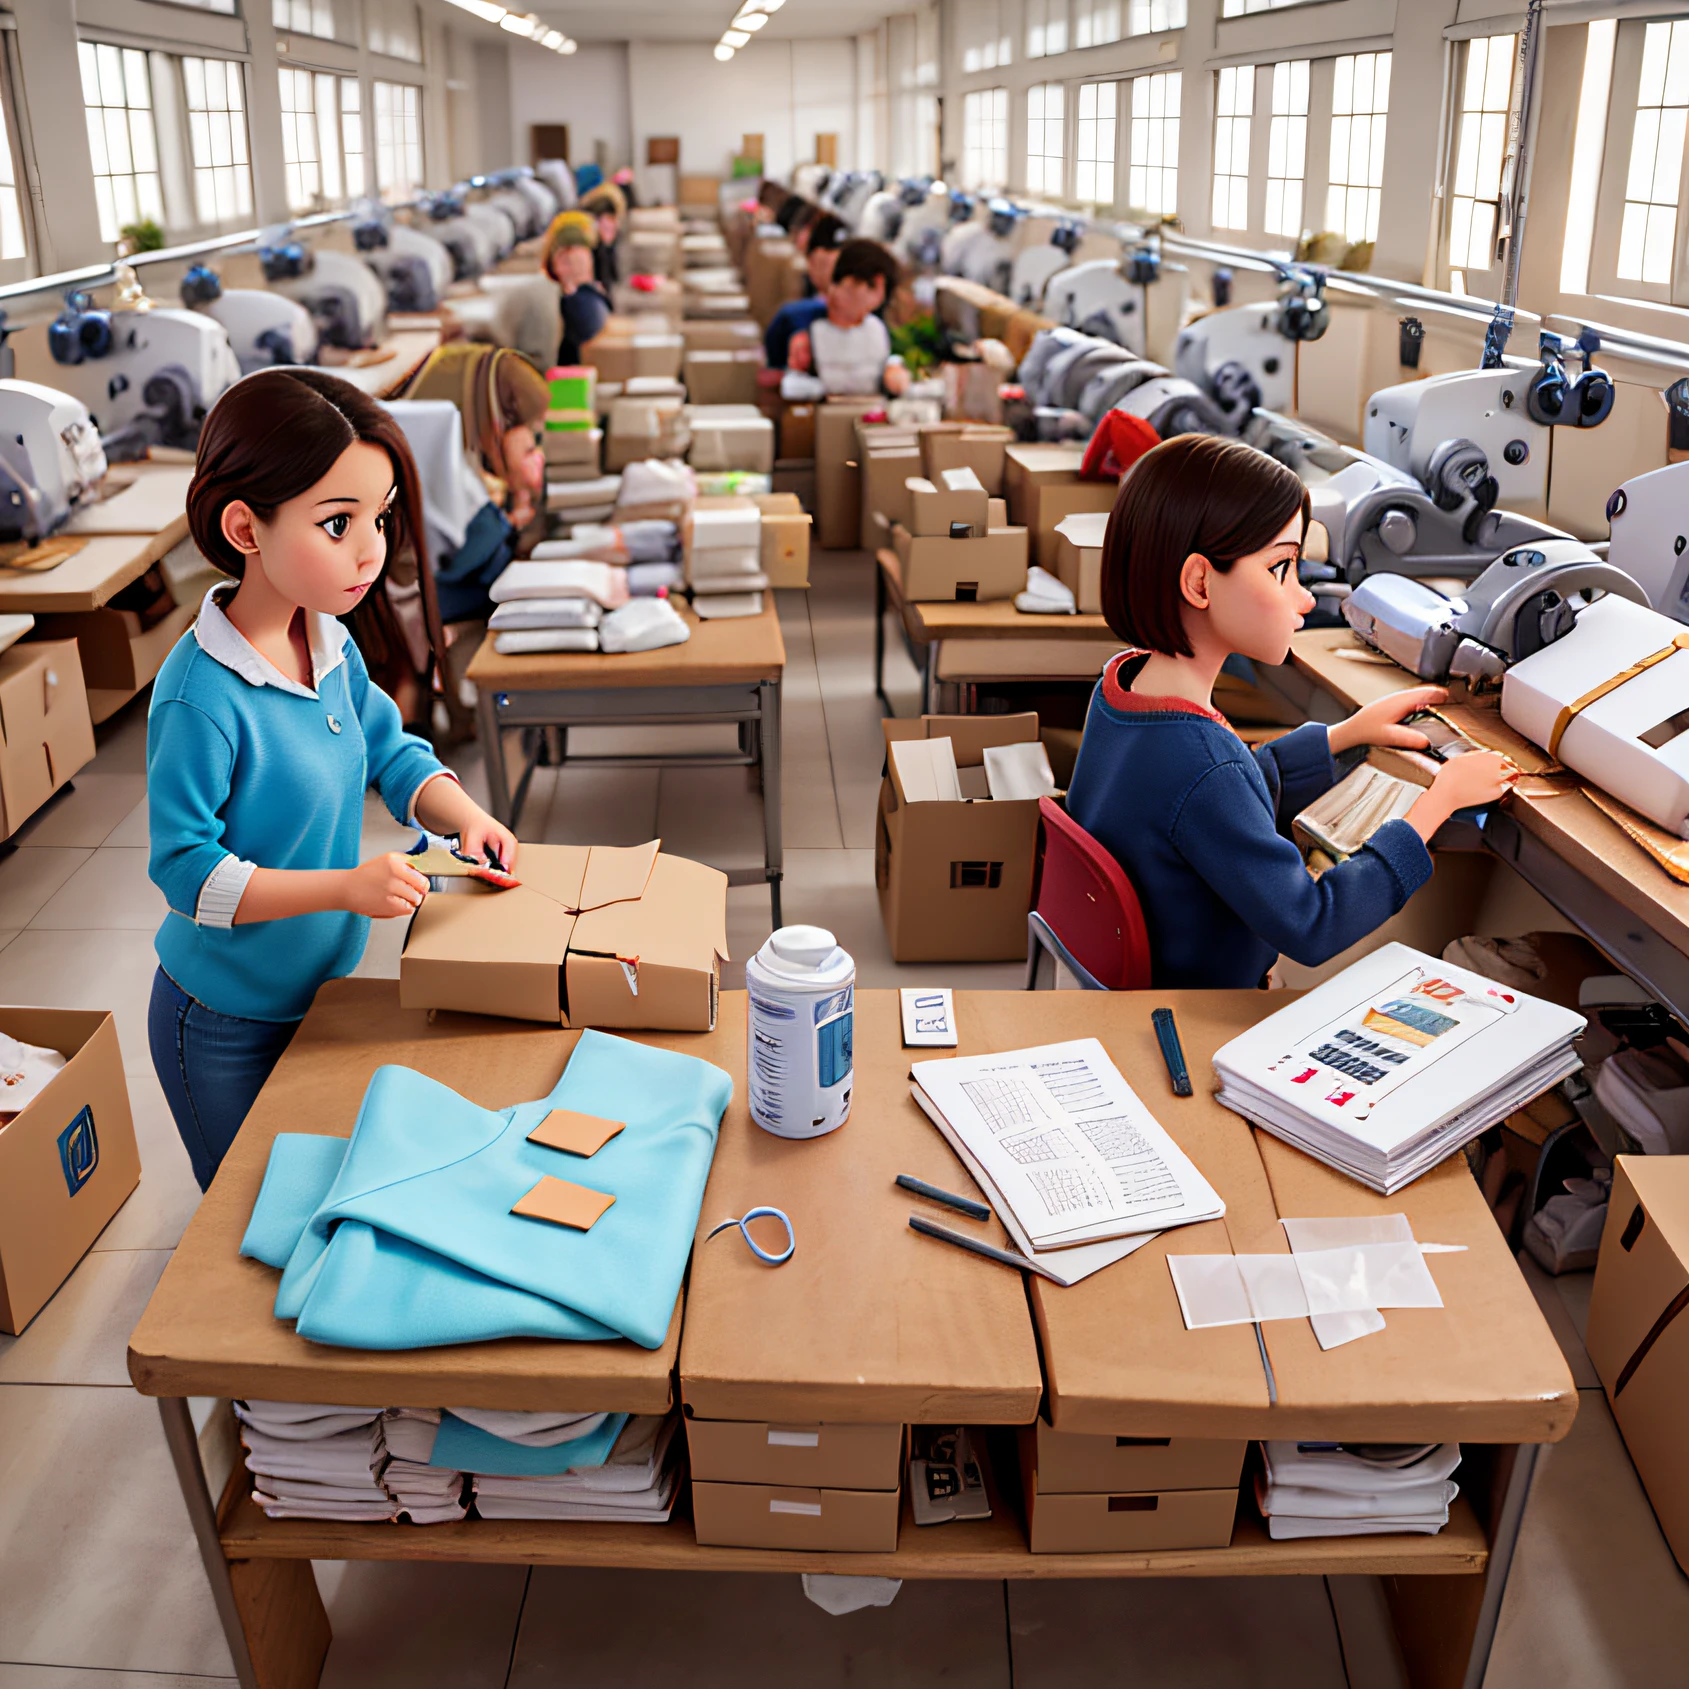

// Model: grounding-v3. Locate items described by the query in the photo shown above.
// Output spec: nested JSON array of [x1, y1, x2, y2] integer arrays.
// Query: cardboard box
[[685, 349, 764, 407], [687, 407, 775, 474], [613, 275, 683, 321], [542, 426, 601, 471], [0, 1008, 140, 1333], [605, 396, 689, 471], [1051, 510, 1108, 614], [399, 842, 728, 1030], [753, 492, 811, 588], [1027, 1420, 1247, 1494], [854, 418, 922, 551], [780, 402, 816, 462], [815, 399, 884, 549], [908, 472, 991, 538], [875, 714, 1042, 962], [919, 423, 1015, 497], [34, 601, 196, 697], [1023, 1471, 1239, 1554], [1588, 1155, 1689, 1575], [683, 320, 763, 354], [581, 332, 685, 385], [891, 523, 1028, 603], [692, 1480, 901, 1552], [1004, 444, 1121, 570], [0, 640, 95, 840], [686, 1419, 903, 1489]]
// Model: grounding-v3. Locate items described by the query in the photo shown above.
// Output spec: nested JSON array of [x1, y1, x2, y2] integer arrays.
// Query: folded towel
[[600, 597, 691, 653], [488, 560, 630, 609], [1016, 566, 1076, 615], [494, 629, 601, 654], [488, 599, 602, 630], [692, 591, 763, 620]]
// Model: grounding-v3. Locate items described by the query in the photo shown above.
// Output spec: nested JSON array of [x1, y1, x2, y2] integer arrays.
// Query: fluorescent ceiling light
[[714, 43, 735, 60], [559, 37, 577, 51], [722, 28, 749, 46], [443, 0, 507, 20], [539, 27, 563, 46], [500, 12, 538, 34], [735, 10, 768, 26]]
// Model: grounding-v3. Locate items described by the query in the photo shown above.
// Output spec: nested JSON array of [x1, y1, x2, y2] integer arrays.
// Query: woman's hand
[[1404, 750, 1519, 845], [1327, 685, 1449, 756], [457, 813, 519, 874], [413, 774, 519, 874], [342, 853, 429, 918]]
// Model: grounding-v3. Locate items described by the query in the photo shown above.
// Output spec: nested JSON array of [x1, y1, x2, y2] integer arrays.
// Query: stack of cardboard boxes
[[605, 393, 689, 472], [582, 324, 686, 387], [890, 468, 1028, 603], [542, 364, 602, 489], [1003, 442, 1120, 571], [683, 346, 765, 408]]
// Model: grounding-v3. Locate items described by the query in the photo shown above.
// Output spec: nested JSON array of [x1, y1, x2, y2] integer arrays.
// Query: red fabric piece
[[1081, 410, 1160, 482]]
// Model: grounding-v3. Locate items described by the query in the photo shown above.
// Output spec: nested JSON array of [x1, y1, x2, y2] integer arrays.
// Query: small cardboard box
[[753, 492, 811, 588], [34, 601, 196, 698], [0, 1008, 140, 1334], [399, 842, 728, 1031], [687, 407, 775, 474], [1005, 444, 1121, 570], [1052, 510, 1109, 614], [780, 402, 817, 462], [875, 714, 1042, 962], [685, 349, 764, 407], [0, 640, 96, 840], [686, 1420, 904, 1489], [1027, 1421, 1247, 1494], [605, 396, 689, 472], [907, 471, 991, 538], [919, 423, 1015, 497], [683, 320, 763, 354], [815, 399, 884, 549], [855, 418, 922, 550], [692, 1480, 901, 1552], [1023, 1471, 1239, 1554], [891, 523, 1028, 603], [582, 331, 685, 385], [542, 426, 601, 470], [1588, 1156, 1689, 1575]]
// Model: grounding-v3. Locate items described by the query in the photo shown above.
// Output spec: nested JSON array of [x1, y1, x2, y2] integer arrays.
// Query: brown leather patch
[[528, 1108, 625, 1158], [511, 1176, 616, 1231]]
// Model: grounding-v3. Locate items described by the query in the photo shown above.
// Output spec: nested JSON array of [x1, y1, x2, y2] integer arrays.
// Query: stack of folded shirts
[[377, 1408, 468, 1524], [547, 472, 621, 524], [685, 502, 766, 620], [487, 558, 631, 654], [615, 457, 696, 524], [473, 1413, 684, 1521], [1256, 1442, 1461, 1539], [235, 1401, 395, 1522]]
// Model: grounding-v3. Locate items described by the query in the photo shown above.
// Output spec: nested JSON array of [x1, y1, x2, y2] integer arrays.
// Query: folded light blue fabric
[[238, 1030, 732, 1350], [429, 1410, 629, 1476]]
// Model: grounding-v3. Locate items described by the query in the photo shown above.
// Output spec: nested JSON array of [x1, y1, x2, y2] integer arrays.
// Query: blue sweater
[[763, 296, 828, 370], [147, 602, 447, 1021], [1065, 653, 1433, 990]]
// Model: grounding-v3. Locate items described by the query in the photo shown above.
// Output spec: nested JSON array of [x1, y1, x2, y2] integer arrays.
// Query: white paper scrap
[[901, 988, 959, 1048], [983, 740, 1057, 803], [1167, 1242, 1444, 1331]]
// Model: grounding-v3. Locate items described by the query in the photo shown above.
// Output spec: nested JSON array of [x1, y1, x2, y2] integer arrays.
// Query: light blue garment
[[238, 1030, 732, 1350], [428, 1411, 628, 1476]]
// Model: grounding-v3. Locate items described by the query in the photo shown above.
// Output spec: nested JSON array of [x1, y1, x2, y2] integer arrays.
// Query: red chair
[[1024, 796, 1152, 991]]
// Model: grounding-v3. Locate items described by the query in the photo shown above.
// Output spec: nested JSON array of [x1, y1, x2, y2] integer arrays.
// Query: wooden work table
[[129, 982, 1572, 1689]]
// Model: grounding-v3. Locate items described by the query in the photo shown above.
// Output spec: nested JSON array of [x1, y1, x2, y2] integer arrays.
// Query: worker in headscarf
[[539, 209, 612, 367], [579, 181, 627, 292]]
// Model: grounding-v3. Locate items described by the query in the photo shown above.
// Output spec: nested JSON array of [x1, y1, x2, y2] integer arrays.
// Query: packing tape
[[1167, 1241, 1444, 1332]]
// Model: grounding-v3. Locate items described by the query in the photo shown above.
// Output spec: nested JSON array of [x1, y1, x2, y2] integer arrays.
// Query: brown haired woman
[[1064, 433, 1517, 990], [146, 368, 518, 1189]]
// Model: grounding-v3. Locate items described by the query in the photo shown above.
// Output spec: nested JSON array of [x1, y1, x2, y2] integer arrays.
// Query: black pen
[[896, 1173, 991, 1220], [908, 1215, 1062, 1284], [1152, 1007, 1193, 1097]]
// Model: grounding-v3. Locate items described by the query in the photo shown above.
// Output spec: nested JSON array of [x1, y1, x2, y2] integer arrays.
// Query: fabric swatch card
[[513, 1176, 616, 1231], [528, 1109, 625, 1157]]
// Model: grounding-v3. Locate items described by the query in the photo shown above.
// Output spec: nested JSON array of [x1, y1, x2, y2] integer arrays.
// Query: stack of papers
[[1213, 943, 1585, 1193], [472, 1414, 684, 1521], [910, 1038, 1225, 1286], [1257, 1442, 1462, 1539]]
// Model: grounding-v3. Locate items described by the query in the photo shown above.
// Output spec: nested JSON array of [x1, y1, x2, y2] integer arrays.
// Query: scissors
[[706, 1206, 795, 1266]]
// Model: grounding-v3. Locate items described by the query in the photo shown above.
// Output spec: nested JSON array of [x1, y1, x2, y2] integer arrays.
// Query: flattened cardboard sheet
[[512, 1175, 616, 1232], [528, 1109, 625, 1157]]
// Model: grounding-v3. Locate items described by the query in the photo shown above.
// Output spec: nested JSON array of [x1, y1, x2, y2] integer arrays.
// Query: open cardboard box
[[0, 639, 95, 841], [918, 422, 1015, 497], [399, 841, 728, 1031], [1052, 509, 1109, 614], [875, 714, 1043, 962], [0, 1008, 140, 1334], [891, 522, 1027, 603]]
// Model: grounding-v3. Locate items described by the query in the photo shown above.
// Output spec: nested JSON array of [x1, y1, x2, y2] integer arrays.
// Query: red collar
[[1101, 651, 1234, 729]]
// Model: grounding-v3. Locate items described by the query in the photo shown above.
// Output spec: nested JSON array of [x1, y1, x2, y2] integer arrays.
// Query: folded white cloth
[[600, 597, 690, 653], [618, 458, 696, 509], [446, 1408, 609, 1447], [1265, 1511, 1451, 1539], [628, 561, 684, 596], [380, 1408, 441, 1464], [493, 628, 601, 654], [693, 572, 770, 594], [688, 506, 761, 550], [548, 474, 622, 508], [1256, 1441, 1460, 1539], [470, 1416, 683, 1520], [235, 1401, 381, 1439], [253, 1494, 397, 1521], [692, 591, 763, 619], [488, 560, 629, 609], [688, 545, 762, 578], [0, 1032, 66, 1116], [488, 598, 603, 630], [1016, 566, 1076, 615]]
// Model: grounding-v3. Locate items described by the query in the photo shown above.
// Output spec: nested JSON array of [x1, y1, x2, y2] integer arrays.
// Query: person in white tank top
[[790, 238, 910, 398]]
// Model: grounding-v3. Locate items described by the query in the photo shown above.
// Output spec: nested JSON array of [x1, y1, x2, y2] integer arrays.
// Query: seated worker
[[788, 238, 910, 397], [540, 210, 611, 367], [1064, 434, 1517, 991], [763, 212, 847, 369], [580, 182, 626, 291]]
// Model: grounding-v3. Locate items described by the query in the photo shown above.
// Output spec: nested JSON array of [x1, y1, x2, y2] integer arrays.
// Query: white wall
[[508, 43, 632, 175]]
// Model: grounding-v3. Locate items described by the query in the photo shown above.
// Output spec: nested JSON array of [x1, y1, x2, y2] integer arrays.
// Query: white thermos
[[745, 925, 855, 1139]]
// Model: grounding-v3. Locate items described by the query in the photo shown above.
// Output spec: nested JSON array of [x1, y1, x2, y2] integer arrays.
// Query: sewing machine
[[1603, 461, 1689, 626], [261, 244, 386, 350], [504, 169, 559, 232], [534, 159, 576, 211], [943, 198, 1026, 294], [0, 379, 108, 542], [45, 294, 240, 453], [463, 201, 518, 262], [1008, 220, 1084, 310], [892, 182, 964, 269], [1172, 267, 1330, 418], [825, 170, 882, 231], [354, 216, 453, 313], [1041, 238, 1175, 359], [179, 265, 318, 374], [422, 193, 495, 281]]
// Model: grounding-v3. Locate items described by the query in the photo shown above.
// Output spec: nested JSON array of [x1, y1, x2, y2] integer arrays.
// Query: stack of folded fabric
[[615, 457, 696, 524], [1256, 1442, 1461, 1539], [235, 1401, 395, 1522], [486, 558, 630, 654], [685, 502, 766, 620], [547, 472, 621, 526], [553, 521, 684, 597], [377, 1408, 469, 1523], [472, 1413, 684, 1522]]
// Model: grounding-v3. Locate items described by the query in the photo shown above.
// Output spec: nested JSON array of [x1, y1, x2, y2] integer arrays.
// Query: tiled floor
[[1, 554, 1686, 1686]]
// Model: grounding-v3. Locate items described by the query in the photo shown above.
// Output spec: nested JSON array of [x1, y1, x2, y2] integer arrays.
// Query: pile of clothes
[[1256, 1441, 1461, 1539], [487, 543, 688, 655]]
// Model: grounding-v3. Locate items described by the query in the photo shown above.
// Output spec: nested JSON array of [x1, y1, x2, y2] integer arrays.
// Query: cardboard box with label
[[687, 1420, 904, 1489], [1051, 509, 1108, 614], [0, 640, 96, 840], [753, 492, 812, 588], [1028, 1420, 1246, 1493], [891, 522, 1027, 603], [0, 1008, 140, 1334], [1005, 444, 1121, 570], [686, 405, 775, 474], [779, 402, 816, 462], [919, 423, 1015, 498], [875, 714, 1044, 961], [815, 399, 884, 549], [684, 349, 764, 408], [399, 842, 728, 1031], [1587, 1155, 1689, 1574], [692, 1480, 901, 1552]]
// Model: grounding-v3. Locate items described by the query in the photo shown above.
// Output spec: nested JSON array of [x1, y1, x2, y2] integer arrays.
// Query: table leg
[[158, 1398, 330, 1689], [874, 564, 891, 717], [760, 677, 784, 929], [476, 685, 514, 828]]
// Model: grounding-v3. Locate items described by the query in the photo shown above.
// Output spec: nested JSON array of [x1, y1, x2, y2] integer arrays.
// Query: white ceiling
[[525, 0, 897, 44]]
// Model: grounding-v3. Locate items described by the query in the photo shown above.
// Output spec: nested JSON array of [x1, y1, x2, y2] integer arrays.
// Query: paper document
[[910, 1038, 1225, 1252]]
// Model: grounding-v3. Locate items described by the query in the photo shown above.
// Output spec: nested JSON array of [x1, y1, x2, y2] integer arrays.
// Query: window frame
[[1025, 0, 1069, 62], [1442, 32, 1521, 281], [0, 31, 36, 279], [1025, 80, 1067, 196], [179, 54, 254, 232], [371, 77, 424, 203], [1126, 68, 1180, 220], [79, 40, 166, 246], [1074, 78, 1118, 208], [1211, 63, 1253, 233], [961, 85, 1009, 191], [1324, 48, 1390, 245]]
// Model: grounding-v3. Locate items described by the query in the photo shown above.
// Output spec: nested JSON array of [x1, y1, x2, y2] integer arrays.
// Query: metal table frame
[[476, 677, 784, 928]]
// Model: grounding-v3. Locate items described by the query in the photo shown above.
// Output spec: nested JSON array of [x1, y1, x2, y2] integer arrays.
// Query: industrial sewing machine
[[260, 242, 386, 350], [179, 264, 318, 374], [0, 378, 108, 542], [354, 213, 454, 313], [1172, 266, 1330, 415]]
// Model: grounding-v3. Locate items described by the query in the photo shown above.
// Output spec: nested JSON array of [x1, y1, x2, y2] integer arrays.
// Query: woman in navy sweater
[[1065, 434, 1517, 990]]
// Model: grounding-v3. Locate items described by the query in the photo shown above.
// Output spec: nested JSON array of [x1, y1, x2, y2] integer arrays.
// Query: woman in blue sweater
[[147, 369, 518, 1188], [1065, 434, 1516, 990]]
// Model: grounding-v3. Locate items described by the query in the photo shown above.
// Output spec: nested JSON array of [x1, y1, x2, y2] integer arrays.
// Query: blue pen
[[1152, 1007, 1193, 1098]]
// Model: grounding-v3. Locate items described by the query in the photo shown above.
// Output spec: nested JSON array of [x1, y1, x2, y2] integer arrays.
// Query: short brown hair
[[1099, 433, 1309, 657], [831, 237, 900, 295]]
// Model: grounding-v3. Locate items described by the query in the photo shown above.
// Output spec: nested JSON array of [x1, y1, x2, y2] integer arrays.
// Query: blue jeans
[[148, 969, 301, 1192]]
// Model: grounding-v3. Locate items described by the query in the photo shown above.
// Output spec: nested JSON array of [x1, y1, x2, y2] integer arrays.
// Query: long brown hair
[[1099, 433, 1310, 658]]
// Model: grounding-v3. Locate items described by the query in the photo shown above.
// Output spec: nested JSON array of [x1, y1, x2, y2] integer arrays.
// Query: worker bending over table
[[145, 370, 517, 1191], [1064, 435, 1520, 990]]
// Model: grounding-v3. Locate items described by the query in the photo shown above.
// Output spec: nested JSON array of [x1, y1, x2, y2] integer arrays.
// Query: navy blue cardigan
[[1065, 653, 1433, 990]]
